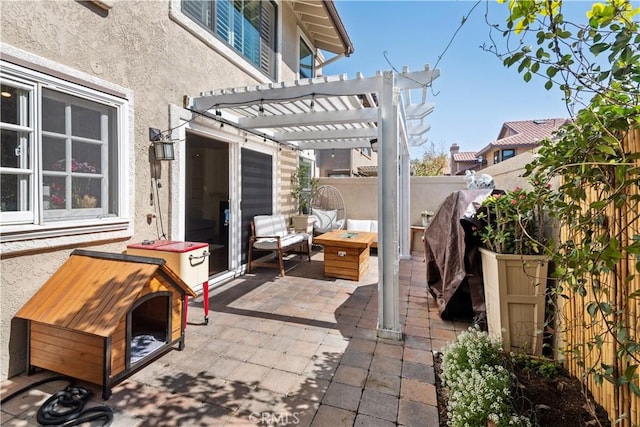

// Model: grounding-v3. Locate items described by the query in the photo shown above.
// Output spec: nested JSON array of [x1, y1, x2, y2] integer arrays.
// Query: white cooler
[[127, 240, 210, 324]]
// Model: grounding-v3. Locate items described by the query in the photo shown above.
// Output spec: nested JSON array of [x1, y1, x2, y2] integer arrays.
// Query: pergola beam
[[297, 139, 373, 150], [187, 74, 381, 112], [238, 107, 378, 128], [274, 127, 376, 141]]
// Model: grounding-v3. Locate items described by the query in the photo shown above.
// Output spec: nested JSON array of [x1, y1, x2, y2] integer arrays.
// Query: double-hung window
[[182, 0, 276, 78], [1, 64, 126, 235]]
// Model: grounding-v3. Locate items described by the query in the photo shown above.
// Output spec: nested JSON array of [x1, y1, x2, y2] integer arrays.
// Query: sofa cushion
[[347, 219, 378, 232]]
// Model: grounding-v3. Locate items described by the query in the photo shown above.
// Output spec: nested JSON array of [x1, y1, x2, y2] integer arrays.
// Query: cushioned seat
[[248, 214, 311, 276], [346, 219, 378, 248]]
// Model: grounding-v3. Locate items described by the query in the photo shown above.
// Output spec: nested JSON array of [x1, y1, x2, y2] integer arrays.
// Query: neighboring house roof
[[290, 0, 354, 56], [453, 152, 478, 162], [477, 118, 568, 156]]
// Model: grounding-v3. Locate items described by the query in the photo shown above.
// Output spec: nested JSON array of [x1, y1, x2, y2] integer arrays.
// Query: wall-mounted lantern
[[149, 127, 175, 161]]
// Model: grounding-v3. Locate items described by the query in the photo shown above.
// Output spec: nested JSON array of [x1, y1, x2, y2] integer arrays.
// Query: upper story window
[[501, 148, 515, 161], [299, 37, 314, 78], [1, 65, 126, 233], [182, 0, 276, 78], [492, 148, 516, 164]]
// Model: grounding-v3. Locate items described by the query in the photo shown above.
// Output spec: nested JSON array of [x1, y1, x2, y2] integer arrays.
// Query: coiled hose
[[0, 375, 114, 426]]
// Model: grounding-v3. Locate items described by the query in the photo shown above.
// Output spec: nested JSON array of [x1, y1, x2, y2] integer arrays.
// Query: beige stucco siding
[[0, 0, 302, 379]]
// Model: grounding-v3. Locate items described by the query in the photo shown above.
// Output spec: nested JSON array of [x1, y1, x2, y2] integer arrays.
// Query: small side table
[[410, 226, 426, 262]]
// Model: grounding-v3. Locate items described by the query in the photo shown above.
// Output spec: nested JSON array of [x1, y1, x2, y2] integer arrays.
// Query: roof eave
[[322, 0, 354, 56]]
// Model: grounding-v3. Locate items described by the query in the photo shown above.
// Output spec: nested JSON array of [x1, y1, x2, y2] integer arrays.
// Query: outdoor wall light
[[153, 141, 175, 161], [149, 127, 175, 161], [370, 138, 378, 152]]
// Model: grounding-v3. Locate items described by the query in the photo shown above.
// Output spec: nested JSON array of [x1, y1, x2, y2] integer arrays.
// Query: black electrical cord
[[1, 375, 114, 426]]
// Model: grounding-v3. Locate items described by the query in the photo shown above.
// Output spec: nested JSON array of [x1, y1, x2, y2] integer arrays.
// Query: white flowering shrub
[[440, 327, 532, 427]]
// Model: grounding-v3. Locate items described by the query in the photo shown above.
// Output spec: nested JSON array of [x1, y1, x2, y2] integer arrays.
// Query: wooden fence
[[561, 128, 640, 426]]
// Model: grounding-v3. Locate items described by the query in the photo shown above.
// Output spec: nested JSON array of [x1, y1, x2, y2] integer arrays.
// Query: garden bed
[[434, 352, 611, 426]]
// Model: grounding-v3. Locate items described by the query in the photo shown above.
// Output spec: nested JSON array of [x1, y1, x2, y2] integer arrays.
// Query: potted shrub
[[290, 163, 318, 231], [474, 180, 555, 355]]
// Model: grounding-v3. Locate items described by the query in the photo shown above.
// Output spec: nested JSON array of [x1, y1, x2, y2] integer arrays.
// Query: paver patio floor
[[1, 251, 470, 426]]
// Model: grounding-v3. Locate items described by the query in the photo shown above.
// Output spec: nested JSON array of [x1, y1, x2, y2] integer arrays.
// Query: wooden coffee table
[[313, 230, 377, 281]]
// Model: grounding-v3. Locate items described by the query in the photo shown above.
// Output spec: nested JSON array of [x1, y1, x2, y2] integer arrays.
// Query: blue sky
[[323, 1, 587, 159]]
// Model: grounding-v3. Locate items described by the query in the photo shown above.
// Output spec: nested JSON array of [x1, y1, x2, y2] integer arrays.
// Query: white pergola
[[185, 65, 439, 339]]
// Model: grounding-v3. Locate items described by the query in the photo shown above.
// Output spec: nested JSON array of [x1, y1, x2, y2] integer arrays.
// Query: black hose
[[1, 375, 114, 426]]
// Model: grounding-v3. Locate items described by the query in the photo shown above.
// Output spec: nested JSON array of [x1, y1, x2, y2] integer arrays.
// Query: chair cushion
[[254, 214, 288, 238], [312, 209, 337, 230], [253, 233, 308, 250]]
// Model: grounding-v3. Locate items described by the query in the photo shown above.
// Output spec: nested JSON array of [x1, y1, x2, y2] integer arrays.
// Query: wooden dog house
[[15, 249, 197, 399]]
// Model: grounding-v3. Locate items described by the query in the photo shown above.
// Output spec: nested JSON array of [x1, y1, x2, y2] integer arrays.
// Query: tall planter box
[[479, 248, 548, 355], [292, 215, 313, 233]]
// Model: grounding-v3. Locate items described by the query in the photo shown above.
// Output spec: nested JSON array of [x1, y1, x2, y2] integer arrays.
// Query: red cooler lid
[[152, 241, 209, 253]]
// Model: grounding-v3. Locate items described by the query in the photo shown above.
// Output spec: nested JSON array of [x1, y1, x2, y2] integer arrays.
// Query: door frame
[[168, 105, 278, 288]]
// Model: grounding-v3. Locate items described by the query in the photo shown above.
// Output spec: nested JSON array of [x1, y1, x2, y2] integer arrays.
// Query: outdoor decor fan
[[310, 185, 346, 235]]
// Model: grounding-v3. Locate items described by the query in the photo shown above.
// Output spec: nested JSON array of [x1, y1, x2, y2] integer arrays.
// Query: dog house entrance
[[128, 292, 172, 366]]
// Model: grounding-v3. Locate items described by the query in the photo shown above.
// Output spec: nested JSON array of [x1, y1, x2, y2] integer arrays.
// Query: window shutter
[[259, 2, 274, 76], [183, 0, 212, 29], [215, 0, 231, 42]]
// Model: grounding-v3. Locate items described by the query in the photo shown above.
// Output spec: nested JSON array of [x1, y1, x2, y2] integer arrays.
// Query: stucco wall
[[0, 0, 305, 379], [481, 149, 537, 190], [317, 176, 467, 225]]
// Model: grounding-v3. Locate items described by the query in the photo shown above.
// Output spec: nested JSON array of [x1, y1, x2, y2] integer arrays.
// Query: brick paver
[[0, 254, 471, 426]]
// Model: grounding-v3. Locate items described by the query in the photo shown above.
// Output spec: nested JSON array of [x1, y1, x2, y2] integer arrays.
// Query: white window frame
[[298, 30, 315, 79], [0, 76, 34, 224], [0, 56, 132, 252]]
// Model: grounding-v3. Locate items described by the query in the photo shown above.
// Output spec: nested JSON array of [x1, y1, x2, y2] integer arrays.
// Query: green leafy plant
[[510, 353, 562, 379], [486, 0, 640, 418], [475, 181, 555, 255], [290, 162, 318, 215]]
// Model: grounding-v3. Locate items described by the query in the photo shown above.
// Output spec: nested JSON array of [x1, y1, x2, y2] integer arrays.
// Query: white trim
[[0, 46, 134, 254], [168, 105, 279, 281], [297, 26, 315, 79], [169, 0, 279, 83]]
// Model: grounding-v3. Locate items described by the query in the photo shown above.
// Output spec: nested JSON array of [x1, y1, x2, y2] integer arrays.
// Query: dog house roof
[[15, 249, 197, 338]]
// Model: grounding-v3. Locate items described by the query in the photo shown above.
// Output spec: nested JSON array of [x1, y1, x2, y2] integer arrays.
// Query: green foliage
[[491, 0, 640, 408], [441, 327, 532, 426], [290, 162, 318, 214], [510, 353, 562, 379], [411, 142, 449, 176], [475, 181, 556, 255], [490, 0, 639, 108]]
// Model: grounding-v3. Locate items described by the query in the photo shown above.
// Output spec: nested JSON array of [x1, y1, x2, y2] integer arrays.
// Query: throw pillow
[[313, 209, 337, 230]]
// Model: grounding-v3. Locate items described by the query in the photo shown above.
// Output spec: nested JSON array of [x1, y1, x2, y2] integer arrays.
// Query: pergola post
[[399, 153, 411, 259], [377, 70, 402, 340]]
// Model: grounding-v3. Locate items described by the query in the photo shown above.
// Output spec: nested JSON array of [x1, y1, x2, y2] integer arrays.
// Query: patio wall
[[316, 175, 467, 253]]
